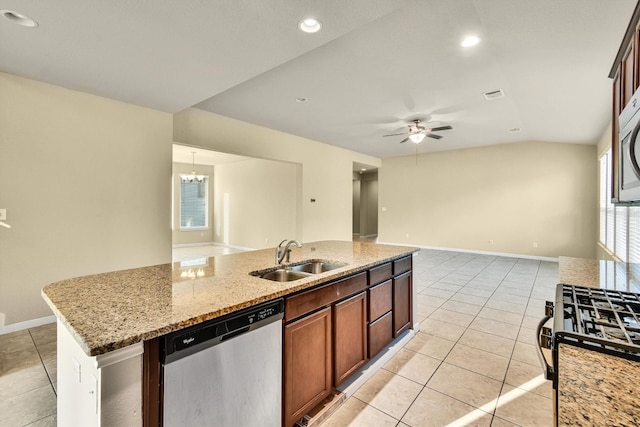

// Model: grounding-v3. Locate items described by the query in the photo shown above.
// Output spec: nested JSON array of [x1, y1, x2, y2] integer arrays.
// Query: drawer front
[[368, 311, 393, 359], [285, 272, 367, 322], [368, 279, 392, 321], [369, 262, 392, 286], [393, 256, 412, 276]]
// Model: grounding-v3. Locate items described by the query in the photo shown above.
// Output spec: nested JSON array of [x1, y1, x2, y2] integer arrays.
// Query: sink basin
[[290, 260, 348, 274], [253, 268, 312, 282], [250, 260, 348, 282]]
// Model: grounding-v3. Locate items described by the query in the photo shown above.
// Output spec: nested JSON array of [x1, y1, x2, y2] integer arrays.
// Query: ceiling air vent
[[483, 89, 505, 100]]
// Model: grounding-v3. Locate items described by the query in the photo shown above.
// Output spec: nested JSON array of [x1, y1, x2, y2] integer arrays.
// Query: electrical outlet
[[489, 239, 494, 245], [405, 233, 409, 239], [533, 242, 538, 248], [0, 209, 6, 221]]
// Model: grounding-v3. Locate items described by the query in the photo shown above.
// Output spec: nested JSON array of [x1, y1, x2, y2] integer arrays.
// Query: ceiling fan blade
[[383, 132, 407, 137], [427, 125, 453, 132], [399, 137, 409, 144], [426, 133, 443, 140]]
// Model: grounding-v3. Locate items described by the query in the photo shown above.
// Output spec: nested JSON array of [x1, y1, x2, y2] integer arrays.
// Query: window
[[599, 148, 640, 262], [180, 176, 209, 229]]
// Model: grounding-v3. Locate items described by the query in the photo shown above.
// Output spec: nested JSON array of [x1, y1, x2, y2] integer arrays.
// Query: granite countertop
[[42, 240, 418, 357], [559, 256, 640, 292]]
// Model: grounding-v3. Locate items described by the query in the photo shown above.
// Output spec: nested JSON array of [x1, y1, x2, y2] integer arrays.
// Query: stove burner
[[593, 300, 626, 311], [601, 326, 640, 343]]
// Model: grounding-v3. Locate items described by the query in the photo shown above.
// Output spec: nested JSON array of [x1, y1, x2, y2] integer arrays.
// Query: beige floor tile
[[457, 329, 516, 359], [458, 286, 495, 298], [468, 317, 520, 340], [511, 341, 540, 367], [427, 363, 503, 411], [404, 332, 456, 360], [24, 414, 57, 427], [420, 288, 456, 299], [35, 340, 56, 361], [521, 315, 543, 330], [419, 319, 466, 342], [490, 415, 520, 426], [476, 307, 523, 326], [383, 348, 442, 385], [417, 303, 438, 318], [504, 360, 551, 398], [0, 331, 35, 356], [494, 385, 553, 426], [28, 324, 57, 348], [429, 308, 475, 328], [0, 365, 51, 400], [353, 369, 422, 420], [322, 397, 399, 427], [484, 299, 526, 315], [516, 327, 537, 346], [416, 294, 448, 308], [445, 343, 510, 381], [401, 387, 492, 427], [440, 300, 482, 316], [0, 385, 56, 427], [449, 292, 489, 307]]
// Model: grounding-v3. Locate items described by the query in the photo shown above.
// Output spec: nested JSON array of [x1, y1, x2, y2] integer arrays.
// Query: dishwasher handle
[[220, 325, 251, 342]]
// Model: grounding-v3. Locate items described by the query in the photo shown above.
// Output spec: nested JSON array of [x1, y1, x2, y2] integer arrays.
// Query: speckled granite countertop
[[559, 256, 640, 292], [42, 240, 418, 356]]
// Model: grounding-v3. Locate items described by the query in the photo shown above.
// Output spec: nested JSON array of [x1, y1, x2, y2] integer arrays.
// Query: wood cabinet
[[283, 256, 413, 426], [393, 271, 412, 337], [283, 307, 332, 427], [283, 273, 366, 426], [333, 291, 368, 386]]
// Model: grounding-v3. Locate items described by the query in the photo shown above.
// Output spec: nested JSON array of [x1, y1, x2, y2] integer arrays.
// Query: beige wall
[[213, 158, 298, 249], [173, 109, 382, 242], [172, 162, 215, 245], [0, 72, 172, 326], [379, 141, 598, 259]]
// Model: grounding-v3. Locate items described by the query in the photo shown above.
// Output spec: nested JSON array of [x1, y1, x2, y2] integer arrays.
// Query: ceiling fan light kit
[[383, 119, 453, 145]]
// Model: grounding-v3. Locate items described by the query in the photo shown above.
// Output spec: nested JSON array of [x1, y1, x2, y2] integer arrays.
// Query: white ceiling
[[1, 0, 636, 159]]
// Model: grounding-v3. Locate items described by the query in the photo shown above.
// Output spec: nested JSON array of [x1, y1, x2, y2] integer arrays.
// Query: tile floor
[[323, 248, 556, 426], [0, 245, 557, 426]]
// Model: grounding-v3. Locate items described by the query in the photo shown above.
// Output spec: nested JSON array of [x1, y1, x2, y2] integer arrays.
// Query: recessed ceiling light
[[508, 127, 521, 133], [295, 97, 308, 103], [483, 89, 505, 100], [299, 18, 322, 33], [461, 35, 480, 47], [360, 168, 367, 172], [1, 10, 38, 28]]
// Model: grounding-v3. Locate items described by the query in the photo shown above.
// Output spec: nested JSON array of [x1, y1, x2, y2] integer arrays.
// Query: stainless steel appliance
[[618, 87, 640, 203], [537, 284, 640, 426], [161, 298, 284, 427]]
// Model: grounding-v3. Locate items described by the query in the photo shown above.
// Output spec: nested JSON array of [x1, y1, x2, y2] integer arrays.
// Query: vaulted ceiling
[[1, 0, 636, 158]]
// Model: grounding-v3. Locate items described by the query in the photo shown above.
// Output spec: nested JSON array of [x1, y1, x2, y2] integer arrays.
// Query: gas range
[[538, 283, 640, 426], [559, 285, 640, 352]]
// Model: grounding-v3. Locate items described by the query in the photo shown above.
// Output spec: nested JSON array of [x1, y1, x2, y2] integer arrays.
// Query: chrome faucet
[[275, 239, 302, 265]]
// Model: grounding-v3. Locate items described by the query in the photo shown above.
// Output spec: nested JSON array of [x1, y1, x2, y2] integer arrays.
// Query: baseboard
[[0, 315, 56, 335], [376, 241, 558, 262]]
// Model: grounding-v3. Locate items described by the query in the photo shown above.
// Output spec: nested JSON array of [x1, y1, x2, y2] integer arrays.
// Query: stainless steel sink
[[290, 261, 348, 274], [257, 269, 312, 282], [250, 259, 348, 282]]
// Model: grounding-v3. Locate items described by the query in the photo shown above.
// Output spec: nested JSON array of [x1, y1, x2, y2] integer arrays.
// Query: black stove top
[[559, 284, 640, 353]]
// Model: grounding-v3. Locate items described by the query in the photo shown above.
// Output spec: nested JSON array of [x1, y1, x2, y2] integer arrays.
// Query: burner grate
[[562, 285, 640, 350]]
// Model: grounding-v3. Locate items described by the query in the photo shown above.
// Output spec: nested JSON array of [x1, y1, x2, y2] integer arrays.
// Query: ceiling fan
[[383, 119, 453, 143]]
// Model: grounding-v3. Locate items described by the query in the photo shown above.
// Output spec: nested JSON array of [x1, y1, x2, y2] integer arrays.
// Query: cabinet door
[[369, 279, 392, 321], [623, 42, 635, 106], [284, 307, 332, 427], [334, 292, 368, 386], [368, 311, 393, 359], [393, 272, 412, 337]]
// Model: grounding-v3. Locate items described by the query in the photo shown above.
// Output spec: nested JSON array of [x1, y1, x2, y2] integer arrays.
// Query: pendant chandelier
[[180, 151, 206, 183]]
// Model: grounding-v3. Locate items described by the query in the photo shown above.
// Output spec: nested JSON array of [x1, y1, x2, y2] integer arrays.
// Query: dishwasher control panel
[[162, 298, 284, 361]]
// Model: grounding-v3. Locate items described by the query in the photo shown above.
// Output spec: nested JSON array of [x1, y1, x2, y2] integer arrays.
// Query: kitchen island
[[42, 240, 418, 427]]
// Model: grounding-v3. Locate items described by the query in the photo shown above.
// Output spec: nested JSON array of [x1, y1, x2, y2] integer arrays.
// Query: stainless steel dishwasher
[[161, 298, 284, 427]]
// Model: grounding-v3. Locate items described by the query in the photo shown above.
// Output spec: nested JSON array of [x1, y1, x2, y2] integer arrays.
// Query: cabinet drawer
[[369, 262, 392, 286], [285, 272, 367, 322], [368, 279, 392, 321], [393, 256, 412, 276], [368, 311, 393, 359]]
